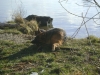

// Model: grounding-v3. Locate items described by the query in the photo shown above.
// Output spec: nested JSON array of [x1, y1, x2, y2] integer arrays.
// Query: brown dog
[[31, 28, 66, 51]]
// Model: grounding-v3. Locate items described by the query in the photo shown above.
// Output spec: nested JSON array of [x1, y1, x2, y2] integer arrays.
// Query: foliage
[[19, 20, 38, 34], [0, 29, 22, 34], [10, 6, 38, 35], [12, 6, 25, 24], [87, 35, 100, 43], [0, 34, 100, 75]]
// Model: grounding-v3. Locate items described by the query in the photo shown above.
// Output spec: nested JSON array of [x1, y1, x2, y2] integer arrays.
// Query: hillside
[[0, 28, 100, 75]]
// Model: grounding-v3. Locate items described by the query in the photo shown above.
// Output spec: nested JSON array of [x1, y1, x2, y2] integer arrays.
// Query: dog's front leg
[[52, 44, 56, 51]]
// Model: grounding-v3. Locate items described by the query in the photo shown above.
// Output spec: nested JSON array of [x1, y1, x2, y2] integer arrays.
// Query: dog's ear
[[34, 28, 42, 36], [38, 28, 42, 34]]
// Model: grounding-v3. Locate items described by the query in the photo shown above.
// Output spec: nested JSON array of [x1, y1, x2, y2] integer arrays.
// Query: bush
[[11, 7, 39, 34], [87, 35, 99, 43], [12, 11, 24, 24], [12, 6, 25, 24], [19, 20, 38, 34]]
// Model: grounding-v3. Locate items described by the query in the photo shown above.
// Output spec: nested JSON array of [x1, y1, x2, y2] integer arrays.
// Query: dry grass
[[19, 20, 38, 34], [12, 17, 38, 35], [0, 33, 33, 44], [11, 7, 39, 35]]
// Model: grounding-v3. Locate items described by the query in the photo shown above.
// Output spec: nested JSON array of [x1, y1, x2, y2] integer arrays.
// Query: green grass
[[0, 34, 100, 75], [0, 29, 22, 34], [0, 32, 100, 75]]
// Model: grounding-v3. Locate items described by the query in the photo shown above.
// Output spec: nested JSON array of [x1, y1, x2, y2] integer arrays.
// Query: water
[[0, 0, 100, 38]]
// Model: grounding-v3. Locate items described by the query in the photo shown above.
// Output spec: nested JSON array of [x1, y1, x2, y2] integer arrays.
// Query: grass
[[19, 20, 38, 34], [0, 29, 22, 34], [0, 32, 100, 75], [0, 8, 99, 74], [2, 7, 52, 35]]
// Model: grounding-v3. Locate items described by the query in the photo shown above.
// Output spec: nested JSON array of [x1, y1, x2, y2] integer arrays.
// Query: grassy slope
[[0, 31, 100, 75]]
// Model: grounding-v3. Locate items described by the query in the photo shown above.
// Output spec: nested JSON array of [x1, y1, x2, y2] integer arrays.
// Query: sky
[[0, 0, 100, 38]]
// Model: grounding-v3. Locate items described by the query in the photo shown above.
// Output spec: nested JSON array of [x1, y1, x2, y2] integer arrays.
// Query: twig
[[93, 5, 100, 25], [85, 0, 95, 4], [93, 0, 100, 8], [59, 0, 100, 19], [76, 3, 95, 7], [71, 5, 92, 38]]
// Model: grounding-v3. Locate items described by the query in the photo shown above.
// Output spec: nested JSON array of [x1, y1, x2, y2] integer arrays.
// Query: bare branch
[[85, 0, 95, 4], [76, 3, 95, 7], [71, 5, 93, 38], [59, 0, 100, 39], [59, 0, 100, 19], [93, 0, 100, 8]]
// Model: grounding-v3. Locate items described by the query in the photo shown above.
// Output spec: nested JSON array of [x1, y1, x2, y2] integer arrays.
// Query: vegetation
[[4, 8, 39, 35], [0, 29, 100, 75], [0, 7, 100, 75]]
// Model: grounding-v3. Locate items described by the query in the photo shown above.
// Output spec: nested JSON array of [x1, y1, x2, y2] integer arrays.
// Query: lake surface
[[0, 0, 100, 38]]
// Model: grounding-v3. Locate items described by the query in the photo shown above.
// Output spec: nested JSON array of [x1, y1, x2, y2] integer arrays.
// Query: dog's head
[[31, 32, 45, 46], [34, 28, 46, 36]]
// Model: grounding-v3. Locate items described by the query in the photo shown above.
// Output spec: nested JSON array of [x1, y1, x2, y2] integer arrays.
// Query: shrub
[[11, 7, 39, 34], [13, 12, 24, 23], [19, 20, 38, 34], [12, 6, 25, 24], [87, 35, 99, 43]]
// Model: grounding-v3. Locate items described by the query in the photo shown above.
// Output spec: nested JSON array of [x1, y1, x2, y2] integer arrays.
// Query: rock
[[25, 15, 53, 27]]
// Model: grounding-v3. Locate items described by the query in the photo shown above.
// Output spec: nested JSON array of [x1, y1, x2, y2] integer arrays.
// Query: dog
[[34, 28, 46, 36], [31, 28, 66, 51]]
